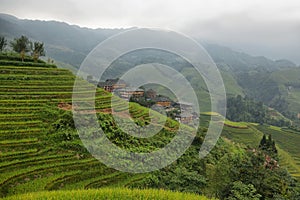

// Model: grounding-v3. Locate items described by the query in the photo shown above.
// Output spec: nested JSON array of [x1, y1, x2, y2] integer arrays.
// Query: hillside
[[237, 66, 300, 120], [204, 43, 296, 72], [0, 59, 299, 199], [2, 188, 210, 200], [0, 55, 216, 198], [0, 55, 299, 199], [0, 14, 296, 71], [270, 68, 300, 112], [189, 113, 300, 183], [0, 46, 300, 199], [0, 13, 122, 67], [4, 13, 300, 118], [0, 58, 151, 197]]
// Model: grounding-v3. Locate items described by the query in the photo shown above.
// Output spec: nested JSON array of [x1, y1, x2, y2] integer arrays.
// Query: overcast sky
[[1, 0, 300, 63]]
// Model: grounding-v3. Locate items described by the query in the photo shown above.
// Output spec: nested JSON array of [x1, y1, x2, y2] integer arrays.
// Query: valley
[[0, 52, 299, 199], [0, 14, 299, 199]]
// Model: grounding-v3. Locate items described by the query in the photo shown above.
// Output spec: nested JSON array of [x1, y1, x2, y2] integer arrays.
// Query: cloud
[[0, 0, 299, 63], [184, 13, 300, 63]]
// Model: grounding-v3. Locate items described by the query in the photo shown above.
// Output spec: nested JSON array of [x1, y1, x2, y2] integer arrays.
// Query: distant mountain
[[204, 43, 296, 72], [1, 13, 299, 119], [0, 13, 123, 67], [0, 13, 296, 71]]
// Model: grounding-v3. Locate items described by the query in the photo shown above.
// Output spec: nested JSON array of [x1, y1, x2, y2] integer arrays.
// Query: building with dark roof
[[97, 78, 126, 92], [145, 89, 157, 99], [115, 87, 145, 99], [155, 96, 172, 107]]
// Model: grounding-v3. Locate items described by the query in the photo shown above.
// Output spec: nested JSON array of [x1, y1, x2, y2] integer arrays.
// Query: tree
[[0, 36, 7, 52], [226, 181, 261, 200], [31, 41, 45, 62], [10, 35, 31, 61], [259, 134, 278, 157], [259, 134, 267, 148]]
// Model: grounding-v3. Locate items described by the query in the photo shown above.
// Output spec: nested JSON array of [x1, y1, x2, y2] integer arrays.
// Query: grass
[[0, 138, 39, 145], [201, 112, 221, 116], [200, 112, 248, 129], [2, 188, 213, 200], [0, 58, 299, 198], [224, 120, 248, 129], [269, 67, 300, 112], [0, 63, 189, 198], [202, 111, 300, 180], [220, 121, 300, 181]]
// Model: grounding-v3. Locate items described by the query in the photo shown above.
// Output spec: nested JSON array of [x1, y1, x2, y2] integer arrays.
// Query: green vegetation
[[237, 67, 300, 123], [2, 188, 211, 200], [0, 36, 7, 52], [10, 36, 31, 62], [0, 55, 199, 198], [203, 112, 300, 184], [135, 134, 299, 199], [31, 41, 45, 62], [0, 52, 299, 199], [224, 119, 248, 129], [226, 95, 291, 127], [8, 35, 46, 64], [259, 134, 278, 158], [225, 181, 261, 200]]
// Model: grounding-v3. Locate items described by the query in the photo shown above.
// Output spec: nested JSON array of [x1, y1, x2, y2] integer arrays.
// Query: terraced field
[[218, 116, 300, 181], [256, 125, 300, 180], [1, 56, 299, 198], [2, 188, 211, 200], [0, 64, 149, 197]]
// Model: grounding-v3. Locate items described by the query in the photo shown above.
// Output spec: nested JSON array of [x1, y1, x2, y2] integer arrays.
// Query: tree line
[[226, 95, 291, 127], [0, 35, 45, 62]]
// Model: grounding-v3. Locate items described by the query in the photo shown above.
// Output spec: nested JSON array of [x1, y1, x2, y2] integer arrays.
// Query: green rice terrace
[[0, 55, 208, 199], [0, 53, 299, 199], [1, 188, 211, 200], [213, 117, 300, 181], [0, 66, 142, 196], [200, 111, 300, 181]]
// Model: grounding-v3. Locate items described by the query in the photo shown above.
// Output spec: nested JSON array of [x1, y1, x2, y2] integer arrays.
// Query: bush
[[0, 53, 45, 63], [0, 60, 56, 68]]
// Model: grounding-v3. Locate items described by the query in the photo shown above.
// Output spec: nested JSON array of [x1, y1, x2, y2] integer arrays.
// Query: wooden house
[[98, 79, 126, 92]]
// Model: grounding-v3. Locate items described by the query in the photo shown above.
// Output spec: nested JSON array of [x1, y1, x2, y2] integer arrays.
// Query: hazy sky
[[1, 0, 300, 63]]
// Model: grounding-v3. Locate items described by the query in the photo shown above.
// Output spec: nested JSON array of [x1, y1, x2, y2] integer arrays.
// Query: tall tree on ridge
[[31, 42, 45, 62], [0, 36, 7, 52], [10, 35, 31, 62]]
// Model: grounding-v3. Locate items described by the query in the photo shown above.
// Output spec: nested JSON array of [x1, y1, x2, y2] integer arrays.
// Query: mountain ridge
[[1, 13, 300, 122], [0, 13, 297, 70]]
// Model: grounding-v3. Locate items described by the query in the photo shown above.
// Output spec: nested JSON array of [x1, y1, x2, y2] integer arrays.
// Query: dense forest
[[50, 110, 300, 199], [226, 95, 291, 127]]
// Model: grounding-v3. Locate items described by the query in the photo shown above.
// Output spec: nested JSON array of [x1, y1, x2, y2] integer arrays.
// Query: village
[[90, 78, 198, 124]]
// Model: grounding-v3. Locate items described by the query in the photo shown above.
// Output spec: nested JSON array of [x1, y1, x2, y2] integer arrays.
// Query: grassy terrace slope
[[0, 59, 198, 199], [200, 113, 300, 181], [0, 63, 162, 197], [209, 115, 300, 181], [2, 188, 211, 200]]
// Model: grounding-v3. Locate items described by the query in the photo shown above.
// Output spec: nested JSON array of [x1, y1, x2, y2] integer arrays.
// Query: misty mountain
[[204, 43, 296, 72], [1, 13, 300, 119], [0, 13, 296, 71], [0, 13, 123, 67]]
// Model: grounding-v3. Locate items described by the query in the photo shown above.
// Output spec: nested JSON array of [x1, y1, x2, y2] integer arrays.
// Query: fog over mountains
[[2, 13, 300, 117], [0, 13, 298, 69]]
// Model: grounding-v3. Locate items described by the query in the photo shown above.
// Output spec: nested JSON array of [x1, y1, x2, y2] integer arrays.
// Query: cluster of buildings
[[94, 78, 197, 124], [97, 79, 144, 99]]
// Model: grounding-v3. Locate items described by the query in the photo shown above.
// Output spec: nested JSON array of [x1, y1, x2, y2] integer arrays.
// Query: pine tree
[[259, 134, 267, 149], [259, 134, 278, 158], [0, 36, 7, 52]]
